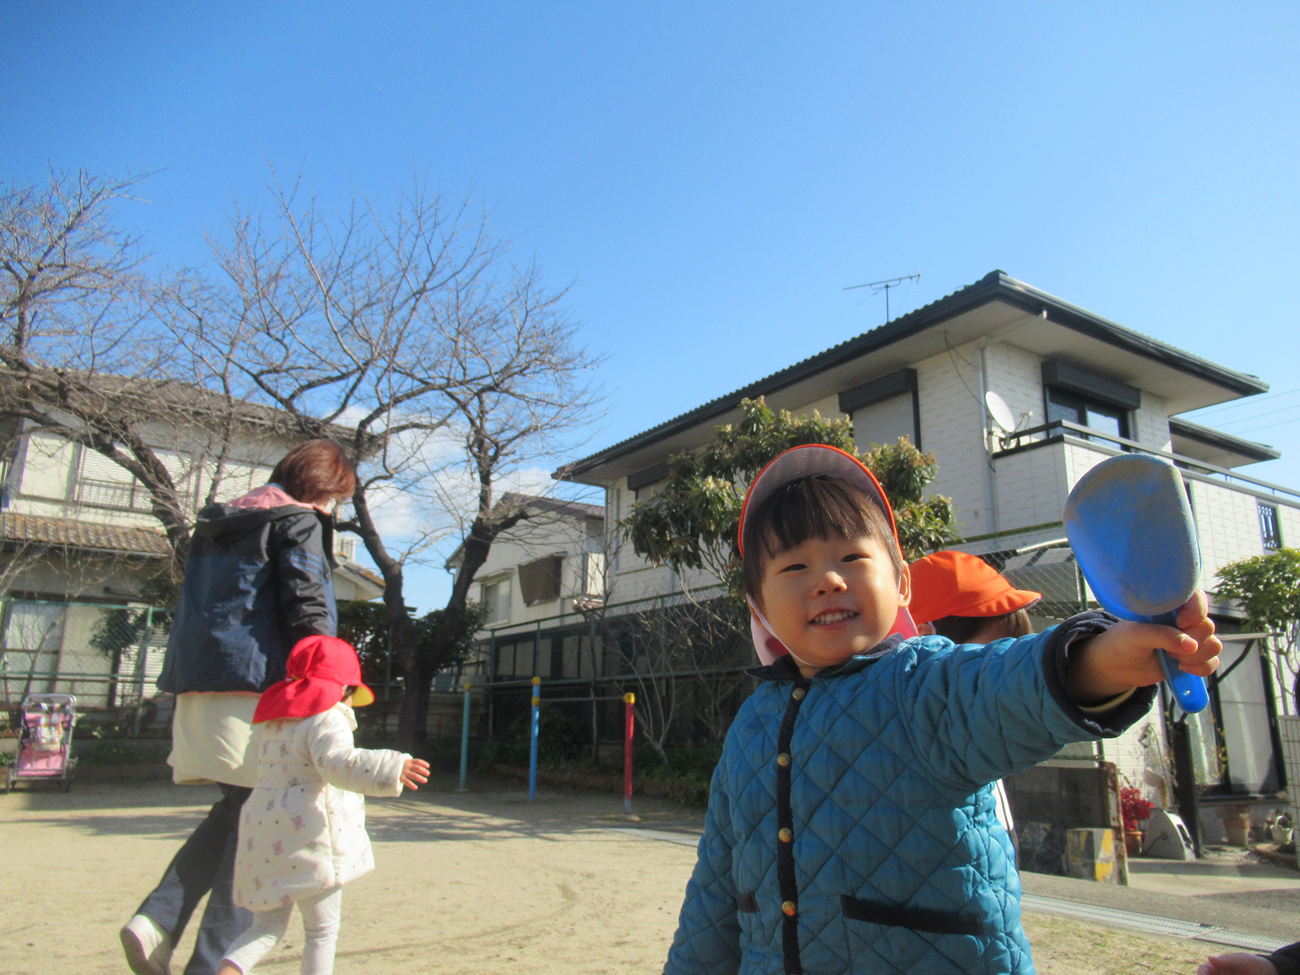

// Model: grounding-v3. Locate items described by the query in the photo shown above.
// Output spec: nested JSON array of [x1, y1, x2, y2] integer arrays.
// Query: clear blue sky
[[5, 3, 1298, 610]]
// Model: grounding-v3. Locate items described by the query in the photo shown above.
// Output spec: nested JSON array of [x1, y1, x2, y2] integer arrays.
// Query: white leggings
[[223, 886, 343, 975]]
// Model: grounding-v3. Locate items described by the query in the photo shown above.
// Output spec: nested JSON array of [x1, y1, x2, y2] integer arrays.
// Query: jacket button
[[782, 900, 797, 916], [776, 753, 791, 767], [778, 828, 793, 843], [792, 688, 806, 701]]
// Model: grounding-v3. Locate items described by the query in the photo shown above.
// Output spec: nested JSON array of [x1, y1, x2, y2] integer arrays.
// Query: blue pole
[[455, 681, 472, 793], [528, 675, 541, 801]]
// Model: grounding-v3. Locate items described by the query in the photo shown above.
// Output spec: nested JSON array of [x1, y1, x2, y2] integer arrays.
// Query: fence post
[[131, 607, 154, 737], [487, 630, 497, 741], [529, 675, 541, 802], [623, 691, 635, 816], [455, 681, 472, 793]]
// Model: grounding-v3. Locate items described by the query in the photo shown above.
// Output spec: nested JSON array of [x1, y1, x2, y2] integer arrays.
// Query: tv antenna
[[844, 272, 920, 324]]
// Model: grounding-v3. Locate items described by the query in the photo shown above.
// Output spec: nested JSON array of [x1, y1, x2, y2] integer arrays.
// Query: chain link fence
[[0, 599, 172, 711]]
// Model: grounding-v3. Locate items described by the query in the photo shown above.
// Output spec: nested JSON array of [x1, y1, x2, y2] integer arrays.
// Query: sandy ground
[[0, 777, 1236, 974]]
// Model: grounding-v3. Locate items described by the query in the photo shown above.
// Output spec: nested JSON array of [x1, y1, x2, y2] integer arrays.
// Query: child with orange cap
[[909, 550, 1047, 858], [217, 636, 430, 975]]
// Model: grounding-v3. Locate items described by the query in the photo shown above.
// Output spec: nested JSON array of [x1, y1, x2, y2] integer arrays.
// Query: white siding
[[1190, 479, 1268, 588], [991, 441, 1071, 531], [915, 343, 988, 535]]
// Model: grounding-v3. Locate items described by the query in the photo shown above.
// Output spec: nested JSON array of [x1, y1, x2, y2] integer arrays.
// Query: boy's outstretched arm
[[1065, 589, 1221, 706]]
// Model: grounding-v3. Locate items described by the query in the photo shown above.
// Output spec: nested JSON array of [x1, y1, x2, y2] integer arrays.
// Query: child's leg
[[297, 887, 343, 975], [217, 904, 292, 975]]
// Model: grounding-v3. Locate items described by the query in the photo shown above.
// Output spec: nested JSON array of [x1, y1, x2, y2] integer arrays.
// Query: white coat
[[233, 702, 408, 911]]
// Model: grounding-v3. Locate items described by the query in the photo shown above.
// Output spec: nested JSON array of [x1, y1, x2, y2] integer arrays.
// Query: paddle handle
[[1153, 611, 1210, 714]]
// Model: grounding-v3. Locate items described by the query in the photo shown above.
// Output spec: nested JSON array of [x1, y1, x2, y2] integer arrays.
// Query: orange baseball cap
[[908, 550, 1041, 624]]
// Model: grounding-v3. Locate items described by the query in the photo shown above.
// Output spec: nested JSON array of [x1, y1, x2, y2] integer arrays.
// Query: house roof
[[443, 492, 604, 570], [1168, 417, 1280, 467], [498, 492, 605, 521], [557, 270, 1270, 486], [0, 512, 172, 559]]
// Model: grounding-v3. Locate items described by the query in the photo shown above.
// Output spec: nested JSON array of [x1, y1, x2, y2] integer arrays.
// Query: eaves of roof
[[557, 270, 1269, 480], [0, 512, 172, 559], [1168, 417, 1281, 463]]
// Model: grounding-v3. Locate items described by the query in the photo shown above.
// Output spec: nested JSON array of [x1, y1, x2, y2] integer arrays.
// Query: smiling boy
[[663, 445, 1220, 975]]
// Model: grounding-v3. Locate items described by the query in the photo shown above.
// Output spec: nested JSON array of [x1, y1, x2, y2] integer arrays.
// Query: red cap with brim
[[253, 635, 376, 724], [738, 444, 917, 665], [908, 550, 1041, 624]]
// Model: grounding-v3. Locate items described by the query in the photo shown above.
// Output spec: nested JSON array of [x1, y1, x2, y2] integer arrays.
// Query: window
[[518, 555, 563, 605], [481, 578, 511, 625], [1260, 503, 1283, 550], [838, 368, 920, 451], [76, 448, 152, 512], [1186, 638, 1280, 796], [1045, 386, 1130, 441]]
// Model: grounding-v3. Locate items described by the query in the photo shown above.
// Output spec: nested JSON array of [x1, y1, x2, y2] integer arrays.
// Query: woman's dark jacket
[[158, 501, 338, 695]]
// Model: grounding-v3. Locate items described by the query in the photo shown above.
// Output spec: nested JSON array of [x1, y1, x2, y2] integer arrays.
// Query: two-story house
[[559, 269, 1294, 847], [0, 413, 383, 710], [448, 493, 606, 688]]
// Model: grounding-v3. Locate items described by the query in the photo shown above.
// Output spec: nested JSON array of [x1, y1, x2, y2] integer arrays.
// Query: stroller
[[4, 694, 77, 793]]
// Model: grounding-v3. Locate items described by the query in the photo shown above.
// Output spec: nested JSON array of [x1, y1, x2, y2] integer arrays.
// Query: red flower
[[1120, 786, 1154, 832]]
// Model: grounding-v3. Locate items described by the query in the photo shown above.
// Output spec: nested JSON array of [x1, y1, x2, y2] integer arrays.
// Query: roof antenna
[[843, 272, 921, 324]]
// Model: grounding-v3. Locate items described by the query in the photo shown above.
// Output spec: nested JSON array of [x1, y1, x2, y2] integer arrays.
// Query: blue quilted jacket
[[665, 612, 1154, 975]]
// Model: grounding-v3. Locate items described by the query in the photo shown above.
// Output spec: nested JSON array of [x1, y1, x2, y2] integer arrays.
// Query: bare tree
[[0, 169, 253, 573], [186, 169, 601, 755]]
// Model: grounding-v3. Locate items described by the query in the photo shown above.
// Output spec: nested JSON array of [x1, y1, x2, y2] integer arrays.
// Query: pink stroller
[[5, 694, 77, 793]]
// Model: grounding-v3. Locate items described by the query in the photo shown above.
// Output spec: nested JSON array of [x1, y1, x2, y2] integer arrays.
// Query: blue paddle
[[1063, 453, 1210, 714]]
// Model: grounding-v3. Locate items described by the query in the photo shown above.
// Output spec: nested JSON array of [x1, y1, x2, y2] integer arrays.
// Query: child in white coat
[[218, 635, 430, 975]]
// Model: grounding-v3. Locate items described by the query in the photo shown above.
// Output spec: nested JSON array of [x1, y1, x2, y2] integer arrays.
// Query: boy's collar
[[746, 633, 907, 683]]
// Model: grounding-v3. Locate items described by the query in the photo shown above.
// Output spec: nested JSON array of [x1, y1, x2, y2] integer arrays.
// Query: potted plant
[[1222, 804, 1252, 847], [1272, 812, 1294, 846], [1120, 786, 1154, 856]]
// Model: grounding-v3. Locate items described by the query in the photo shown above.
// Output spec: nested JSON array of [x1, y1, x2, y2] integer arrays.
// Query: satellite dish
[[985, 390, 1016, 434]]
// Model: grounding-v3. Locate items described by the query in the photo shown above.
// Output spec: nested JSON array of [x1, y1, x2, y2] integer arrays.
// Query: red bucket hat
[[737, 444, 917, 665], [253, 635, 375, 724], [907, 550, 1041, 624]]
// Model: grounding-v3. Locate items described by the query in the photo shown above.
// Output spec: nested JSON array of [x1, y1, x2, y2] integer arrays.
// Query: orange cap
[[907, 550, 1041, 624]]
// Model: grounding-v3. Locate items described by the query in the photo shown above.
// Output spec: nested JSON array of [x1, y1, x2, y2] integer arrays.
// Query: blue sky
[[4, 3, 1298, 610]]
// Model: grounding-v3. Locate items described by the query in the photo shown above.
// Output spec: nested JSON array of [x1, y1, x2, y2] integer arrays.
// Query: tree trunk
[[348, 487, 427, 755]]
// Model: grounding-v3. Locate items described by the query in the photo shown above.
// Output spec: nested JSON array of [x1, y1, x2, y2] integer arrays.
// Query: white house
[[446, 493, 606, 683], [559, 269, 1294, 849], [0, 414, 383, 709]]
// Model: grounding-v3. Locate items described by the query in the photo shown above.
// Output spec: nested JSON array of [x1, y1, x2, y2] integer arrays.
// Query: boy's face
[[757, 532, 911, 676]]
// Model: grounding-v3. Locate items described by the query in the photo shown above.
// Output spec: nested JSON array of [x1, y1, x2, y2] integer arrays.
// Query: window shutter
[[852, 393, 917, 452]]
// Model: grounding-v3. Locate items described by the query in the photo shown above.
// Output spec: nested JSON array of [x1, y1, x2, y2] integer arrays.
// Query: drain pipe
[[976, 342, 999, 535]]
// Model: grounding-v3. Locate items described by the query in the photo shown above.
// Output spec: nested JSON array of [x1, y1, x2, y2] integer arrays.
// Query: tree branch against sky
[[0, 168, 254, 572], [186, 167, 603, 754]]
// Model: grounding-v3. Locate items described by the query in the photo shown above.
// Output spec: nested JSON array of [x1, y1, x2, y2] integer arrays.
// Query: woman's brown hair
[[270, 440, 357, 505]]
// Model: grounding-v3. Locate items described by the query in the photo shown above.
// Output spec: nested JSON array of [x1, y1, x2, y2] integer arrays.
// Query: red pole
[[623, 692, 635, 816]]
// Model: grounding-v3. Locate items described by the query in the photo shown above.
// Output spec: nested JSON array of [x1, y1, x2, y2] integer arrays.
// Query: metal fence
[[467, 585, 755, 751], [0, 599, 172, 710]]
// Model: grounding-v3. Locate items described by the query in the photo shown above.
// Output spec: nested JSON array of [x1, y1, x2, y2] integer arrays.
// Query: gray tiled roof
[[0, 512, 172, 558]]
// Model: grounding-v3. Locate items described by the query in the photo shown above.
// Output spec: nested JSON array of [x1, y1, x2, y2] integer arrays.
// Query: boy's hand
[[1066, 589, 1221, 705], [1197, 953, 1278, 975], [400, 758, 431, 791]]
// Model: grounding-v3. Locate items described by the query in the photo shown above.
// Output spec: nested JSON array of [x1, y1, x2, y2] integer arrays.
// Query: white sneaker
[[120, 914, 173, 975]]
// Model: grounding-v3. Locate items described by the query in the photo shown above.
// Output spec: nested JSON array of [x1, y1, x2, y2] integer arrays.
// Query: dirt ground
[[0, 777, 1224, 974]]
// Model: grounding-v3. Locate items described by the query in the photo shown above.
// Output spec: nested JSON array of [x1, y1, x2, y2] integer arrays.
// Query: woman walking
[[120, 440, 356, 975]]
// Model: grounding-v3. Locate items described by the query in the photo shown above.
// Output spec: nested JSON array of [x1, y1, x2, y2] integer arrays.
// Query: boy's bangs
[[743, 475, 898, 597]]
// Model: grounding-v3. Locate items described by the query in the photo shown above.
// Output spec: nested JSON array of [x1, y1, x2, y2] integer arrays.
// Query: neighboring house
[[559, 269, 1294, 846], [0, 415, 383, 709], [447, 493, 606, 687]]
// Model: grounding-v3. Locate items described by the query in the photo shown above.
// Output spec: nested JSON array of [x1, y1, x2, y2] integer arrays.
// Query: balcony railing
[[994, 419, 1300, 505]]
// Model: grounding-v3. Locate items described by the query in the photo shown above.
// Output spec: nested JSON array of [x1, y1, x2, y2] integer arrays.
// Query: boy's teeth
[[813, 610, 856, 624]]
